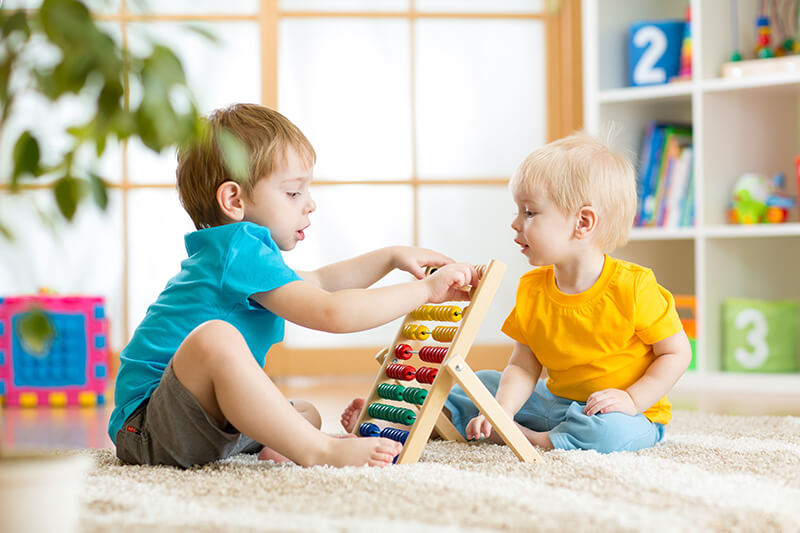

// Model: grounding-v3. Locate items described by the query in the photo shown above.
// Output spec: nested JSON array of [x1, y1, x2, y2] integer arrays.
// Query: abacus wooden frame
[[352, 259, 542, 464]]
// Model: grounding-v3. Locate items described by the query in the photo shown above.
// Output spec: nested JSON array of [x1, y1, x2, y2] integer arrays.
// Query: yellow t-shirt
[[501, 255, 683, 425]]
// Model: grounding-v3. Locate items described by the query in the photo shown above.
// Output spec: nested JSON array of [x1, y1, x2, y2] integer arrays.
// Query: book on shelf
[[635, 121, 694, 228]]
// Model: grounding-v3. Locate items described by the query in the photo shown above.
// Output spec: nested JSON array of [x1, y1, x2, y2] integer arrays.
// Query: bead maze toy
[[0, 294, 110, 407], [352, 260, 542, 464]]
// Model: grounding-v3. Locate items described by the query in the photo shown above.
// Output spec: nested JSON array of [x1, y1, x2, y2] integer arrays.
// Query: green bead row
[[367, 403, 417, 425], [402, 387, 428, 405], [377, 383, 405, 401], [376, 383, 428, 406]]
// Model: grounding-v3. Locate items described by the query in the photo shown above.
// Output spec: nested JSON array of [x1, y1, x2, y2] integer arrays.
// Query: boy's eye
[[287, 192, 301, 199]]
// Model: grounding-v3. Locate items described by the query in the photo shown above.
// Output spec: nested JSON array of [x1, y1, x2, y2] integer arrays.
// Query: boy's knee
[[176, 320, 249, 367]]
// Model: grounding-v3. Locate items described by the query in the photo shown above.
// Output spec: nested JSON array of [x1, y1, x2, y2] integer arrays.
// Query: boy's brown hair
[[176, 104, 316, 229]]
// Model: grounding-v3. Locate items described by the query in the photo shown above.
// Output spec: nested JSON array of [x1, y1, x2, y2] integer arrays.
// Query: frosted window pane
[[3, 0, 120, 12], [128, 0, 258, 14], [418, 185, 527, 343], [415, 20, 546, 179], [283, 185, 413, 348], [126, 22, 261, 184], [127, 189, 196, 341], [279, 19, 412, 180], [280, 0, 408, 10], [417, 0, 543, 12], [0, 190, 125, 351]]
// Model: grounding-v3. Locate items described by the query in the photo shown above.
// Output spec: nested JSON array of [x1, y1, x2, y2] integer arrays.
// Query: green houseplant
[[0, 0, 248, 348]]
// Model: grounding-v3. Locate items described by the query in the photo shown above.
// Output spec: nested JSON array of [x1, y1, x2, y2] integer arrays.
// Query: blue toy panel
[[11, 312, 87, 388]]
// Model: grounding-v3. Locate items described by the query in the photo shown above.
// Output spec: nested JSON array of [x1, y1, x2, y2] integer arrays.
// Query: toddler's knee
[[475, 369, 502, 389], [290, 399, 322, 429]]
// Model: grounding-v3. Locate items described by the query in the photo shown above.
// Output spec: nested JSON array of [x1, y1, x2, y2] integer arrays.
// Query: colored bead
[[394, 343, 413, 360], [359, 422, 381, 437], [380, 427, 410, 444], [367, 403, 417, 425], [402, 387, 428, 405], [386, 363, 416, 381], [377, 383, 406, 401]]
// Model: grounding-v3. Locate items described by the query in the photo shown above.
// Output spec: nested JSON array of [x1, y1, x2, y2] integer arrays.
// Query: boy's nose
[[305, 196, 317, 214]]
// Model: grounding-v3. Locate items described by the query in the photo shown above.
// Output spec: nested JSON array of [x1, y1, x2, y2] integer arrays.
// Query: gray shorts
[[115, 361, 263, 468]]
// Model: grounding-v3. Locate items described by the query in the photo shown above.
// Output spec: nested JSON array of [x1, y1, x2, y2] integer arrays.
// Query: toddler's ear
[[574, 205, 598, 239], [217, 181, 245, 222]]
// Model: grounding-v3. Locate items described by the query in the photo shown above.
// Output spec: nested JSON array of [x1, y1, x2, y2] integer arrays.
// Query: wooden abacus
[[352, 259, 542, 464]]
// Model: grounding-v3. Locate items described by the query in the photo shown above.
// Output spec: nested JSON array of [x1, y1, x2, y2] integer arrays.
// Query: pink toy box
[[0, 295, 110, 407]]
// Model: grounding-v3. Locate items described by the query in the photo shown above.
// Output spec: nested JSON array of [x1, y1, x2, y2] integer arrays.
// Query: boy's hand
[[583, 388, 637, 416], [425, 263, 477, 302], [465, 414, 493, 440], [392, 246, 454, 279]]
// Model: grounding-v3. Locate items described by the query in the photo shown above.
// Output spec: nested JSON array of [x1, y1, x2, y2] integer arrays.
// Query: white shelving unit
[[583, 0, 800, 396]]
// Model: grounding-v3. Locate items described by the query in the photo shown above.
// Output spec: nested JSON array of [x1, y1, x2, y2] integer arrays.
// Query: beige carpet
[[75, 410, 800, 532]]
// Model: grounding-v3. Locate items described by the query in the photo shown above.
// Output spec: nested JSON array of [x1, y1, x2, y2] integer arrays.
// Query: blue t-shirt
[[108, 222, 300, 444]]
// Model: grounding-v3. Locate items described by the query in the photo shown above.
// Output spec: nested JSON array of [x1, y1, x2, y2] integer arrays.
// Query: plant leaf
[[12, 131, 40, 186], [17, 309, 55, 357], [88, 172, 108, 210], [53, 174, 87, 221], [0, 220, 13, 241], [216, 128, 250, 184]]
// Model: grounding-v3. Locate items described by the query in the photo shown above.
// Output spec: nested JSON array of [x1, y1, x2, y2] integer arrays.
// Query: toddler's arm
[[252, 262, 476, 333], [584, 330, 692, 416], [466, 342, 542, 439], [297, 246, 453, 291]]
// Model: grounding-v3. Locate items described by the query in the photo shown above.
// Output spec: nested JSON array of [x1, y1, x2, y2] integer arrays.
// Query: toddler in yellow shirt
[[443, 132, 693, 453]]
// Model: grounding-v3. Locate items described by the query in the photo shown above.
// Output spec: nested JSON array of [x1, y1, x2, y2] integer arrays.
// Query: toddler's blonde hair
[[509, 131, 637, 252], [176, 103, 316, 229]]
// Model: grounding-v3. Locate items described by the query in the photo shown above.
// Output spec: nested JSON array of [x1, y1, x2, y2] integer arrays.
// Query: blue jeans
[[444, 370, 665, 453]]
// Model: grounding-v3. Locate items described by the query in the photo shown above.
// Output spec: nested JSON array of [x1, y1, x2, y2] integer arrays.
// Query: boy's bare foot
[[319, 436, 401, 467], [258, 446, 293, 464], [340, 397, 365, 433]]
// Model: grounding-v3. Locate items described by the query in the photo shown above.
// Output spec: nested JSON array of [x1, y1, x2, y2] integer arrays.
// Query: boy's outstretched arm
[[465, 342, 542, 440], [296, 246, 453, 291], [252, 262, 476, 333], [584, 330, 692, 416]]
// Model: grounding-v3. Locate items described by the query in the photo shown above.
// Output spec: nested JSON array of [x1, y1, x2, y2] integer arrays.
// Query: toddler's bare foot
[[340, 397, 365, 433], [318, 436, 401, 467], [518, 426, 555, 450], [258, 446, 293, 464]]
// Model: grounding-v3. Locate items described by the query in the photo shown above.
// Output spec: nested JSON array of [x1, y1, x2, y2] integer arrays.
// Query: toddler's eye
[[288, 192, 301, 199]]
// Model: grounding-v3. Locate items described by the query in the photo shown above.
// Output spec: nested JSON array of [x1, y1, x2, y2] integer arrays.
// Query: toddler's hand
[[425, 263, 477, 302], [583, 388, 637, 416], [465, 414, 493, 440], [392, 246, 454, 279]]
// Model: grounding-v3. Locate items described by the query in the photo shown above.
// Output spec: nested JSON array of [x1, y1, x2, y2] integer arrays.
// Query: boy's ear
[[574, 205, 598, 240], [217, 181, 245, 222]]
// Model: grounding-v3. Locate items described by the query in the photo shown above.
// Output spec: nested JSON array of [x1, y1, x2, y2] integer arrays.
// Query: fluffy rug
[[75, 410, 800, 532]]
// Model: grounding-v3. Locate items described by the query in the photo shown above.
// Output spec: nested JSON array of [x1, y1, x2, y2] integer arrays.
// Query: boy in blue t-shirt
[[110, 103, 476, 468]]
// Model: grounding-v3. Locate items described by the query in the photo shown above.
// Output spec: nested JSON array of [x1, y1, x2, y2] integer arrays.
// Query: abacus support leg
[[443, 354, 542, 463]]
